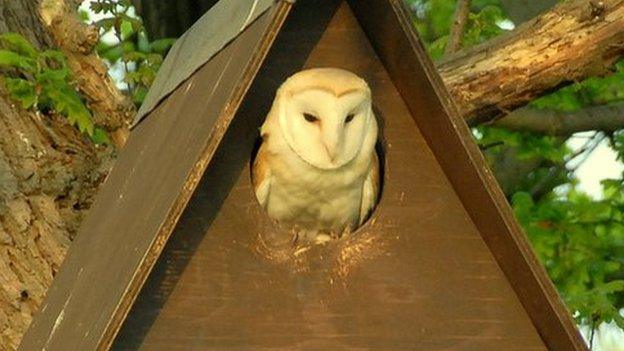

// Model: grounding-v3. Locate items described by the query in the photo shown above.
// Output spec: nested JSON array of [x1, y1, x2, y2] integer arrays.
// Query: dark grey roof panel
[[132, 0, 277, 126]]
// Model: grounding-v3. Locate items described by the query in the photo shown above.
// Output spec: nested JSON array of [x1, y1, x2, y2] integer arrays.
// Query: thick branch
[[438, 0, 624, 124], [493, 104, 624, 135], [445, 0, 471, 55], [39, 0, 135, 141]]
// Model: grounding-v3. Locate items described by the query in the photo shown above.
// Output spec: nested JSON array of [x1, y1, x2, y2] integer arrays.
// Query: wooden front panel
[[114, 2, 547, 350]]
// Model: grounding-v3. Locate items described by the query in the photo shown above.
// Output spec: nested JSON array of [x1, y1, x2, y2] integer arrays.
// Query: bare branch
[[528, 133, 605, 199], [493, 104, 624, 135], [445, 0, 471, 55], [438, 0, 624, 124], [485, 145, 547, 195]]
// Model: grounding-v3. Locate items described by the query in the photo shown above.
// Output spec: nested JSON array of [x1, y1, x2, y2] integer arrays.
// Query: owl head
[[263, 68, 377, 170]]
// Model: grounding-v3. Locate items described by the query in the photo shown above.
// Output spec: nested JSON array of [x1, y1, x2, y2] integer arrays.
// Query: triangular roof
[[20, 1, 587, 350]]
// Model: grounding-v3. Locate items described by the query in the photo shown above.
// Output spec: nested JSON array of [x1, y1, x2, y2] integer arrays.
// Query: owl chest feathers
[[261, 142, 371, 232]]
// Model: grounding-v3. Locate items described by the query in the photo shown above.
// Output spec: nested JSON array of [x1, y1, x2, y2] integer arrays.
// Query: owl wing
[[359, 152, 380, 225], [252, 142, 272, 208]]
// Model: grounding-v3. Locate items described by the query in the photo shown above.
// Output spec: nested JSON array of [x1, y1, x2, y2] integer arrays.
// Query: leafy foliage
[[406, 0, 624, 331], [513, 188, 624, 328], [88, 0, 175, 105], [0, 33, 107, 142], [408, 0, 507, 59], [532, 61, 624, 112]]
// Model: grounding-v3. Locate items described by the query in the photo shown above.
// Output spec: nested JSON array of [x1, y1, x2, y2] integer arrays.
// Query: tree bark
[[438, 0, 624, 124], [0, 92, 111, 350], [0, 0, 53, 50]]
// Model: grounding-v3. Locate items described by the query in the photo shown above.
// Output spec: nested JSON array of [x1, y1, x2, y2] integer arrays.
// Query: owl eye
[[345, 114, 355, 123], [303, 113, 319, 123]]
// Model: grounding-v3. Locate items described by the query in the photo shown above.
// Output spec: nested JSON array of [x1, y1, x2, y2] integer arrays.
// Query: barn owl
[[252, 68, 379, 244]]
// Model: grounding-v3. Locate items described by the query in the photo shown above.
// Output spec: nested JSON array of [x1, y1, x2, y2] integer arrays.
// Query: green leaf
[[118, 0, 133, 9], [598, 280, 624, 294], [36, 68, 71, 86], [615, 59, 624, 73], [41, 84, 94, 136], [91, 127, 111, 145], [0, 29, 96, 139], [5, 78, 36, 109], [602, 179, 624, 202], [120, 20, 134, 41], [119, 14, 143, 33], [89, 1, 116, 14], [122, 51, 147, 62], [426, 36, 447, 60], [132, 85, 148, 105], [40, 50, 67, 67], [137, 31, 151, 53], [150, 38, 176, 54], [0, 33, 38, 59], [0, 50, 36, 71], [78, 9, 90, 22], [146, 53, 163, 65], [99, 41, 136, 62], [93, 17, 116, 32]]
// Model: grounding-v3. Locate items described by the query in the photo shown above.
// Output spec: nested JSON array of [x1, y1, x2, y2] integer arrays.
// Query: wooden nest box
[[20, 0, 588, 350]]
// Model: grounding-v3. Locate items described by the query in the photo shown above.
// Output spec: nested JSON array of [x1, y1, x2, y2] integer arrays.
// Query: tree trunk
[[438, 0, 624, 124], [0, 1, 121, 349], [0, 0, 53, 50]]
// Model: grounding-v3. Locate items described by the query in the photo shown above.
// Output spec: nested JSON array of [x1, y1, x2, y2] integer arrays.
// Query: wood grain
[[114, 2, 548, 349], [348, 0, 588, 349]]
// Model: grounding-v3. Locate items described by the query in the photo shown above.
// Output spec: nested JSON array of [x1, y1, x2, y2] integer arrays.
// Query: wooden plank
[[112, 2, 548, 349], [347, 0, 588, 350], [18, 4, 291, 351]]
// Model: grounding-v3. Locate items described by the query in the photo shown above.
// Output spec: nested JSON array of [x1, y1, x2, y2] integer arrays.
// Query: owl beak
[[325, 144, 337, 162], [322, 123, 342, 163]]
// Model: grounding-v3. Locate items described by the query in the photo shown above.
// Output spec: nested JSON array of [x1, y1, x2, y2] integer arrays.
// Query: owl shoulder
[[359, 151, 380, 224], [252, 139, 272, 207]]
